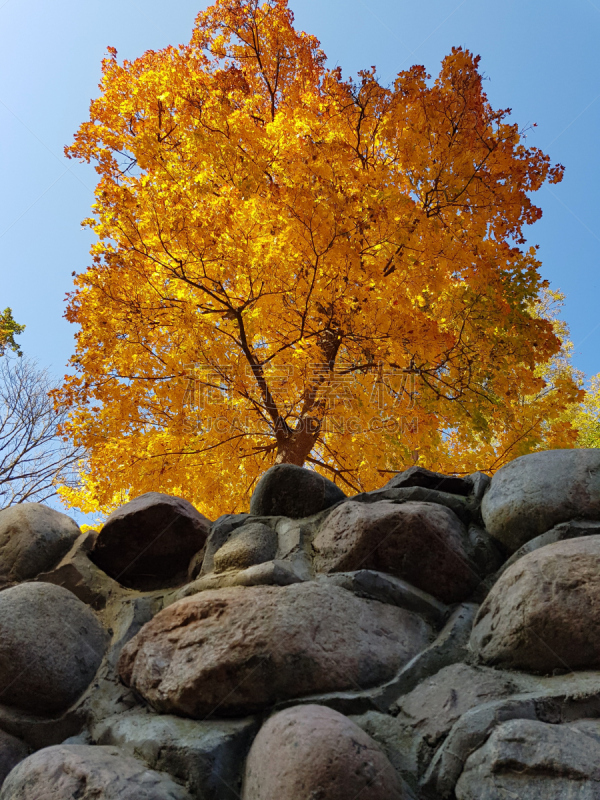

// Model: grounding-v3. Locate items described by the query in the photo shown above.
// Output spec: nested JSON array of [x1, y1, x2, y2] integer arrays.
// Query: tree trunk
[[274, 417, 321, 466]]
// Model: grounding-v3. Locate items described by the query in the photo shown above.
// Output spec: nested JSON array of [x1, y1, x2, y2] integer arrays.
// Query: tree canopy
[[58, 0, 582, 518], [0, 308, 24, 357]]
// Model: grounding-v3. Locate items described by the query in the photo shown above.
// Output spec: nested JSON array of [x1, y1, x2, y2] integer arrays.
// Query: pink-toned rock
[[119, 582, 432, 717], [471, 536, 600, 673], [242, 704, 406, 800], [313, 500, 478, 603]]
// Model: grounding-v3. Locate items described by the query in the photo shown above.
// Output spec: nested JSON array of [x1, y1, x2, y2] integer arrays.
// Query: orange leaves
[[56, 0, 579, 518]]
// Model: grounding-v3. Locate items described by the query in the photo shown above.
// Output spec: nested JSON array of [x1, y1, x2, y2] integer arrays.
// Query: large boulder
[[242, 704, 406, 800], [0, 744, 192, 799], [0, 730, 28, 788], [0, 582, 107, 715], [249, 464, 346, 518], [0, 504, 80, 586], [481, 448, 600, 552], [470, 536, 600, 673], [313, 500, 478, 604], [90, 492, 210, 591], [455, 718, 600, 799], [119, 582, 432, 717]]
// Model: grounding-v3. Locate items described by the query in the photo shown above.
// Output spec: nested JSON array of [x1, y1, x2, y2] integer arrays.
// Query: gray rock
[[0, 582, 107, 715], [464, 471, 491, 501], [320, 570, 449, 627], [0, 729, 28, 788], [455, 718, 600, 800], [464, 524, 505, 577], [0, 504, 80, 585], [119, 582, 433, 717], [91, 492, 210, 591], [36, 530, 119, 610], [470, 536, 600, 673], [200, 514, 251, 576], [174, 559, 304, 599], [93, 711, 259, 800], [351, 485, 476, 525], [0, 744, 192, 799], [242, 704, 406, 800], [481, 448, 600, 552], [420, 671, 600, 798], [358, 664, 518, 784], [249, 464, 346, 518], [313, 500, 479, 604], [498, 518, 600, 577], [213, 522, 278, 573], [383, 466, 471, 496]]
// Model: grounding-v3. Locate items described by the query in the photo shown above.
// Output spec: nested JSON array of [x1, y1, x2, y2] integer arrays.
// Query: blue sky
[[2, 0, 599, 385]]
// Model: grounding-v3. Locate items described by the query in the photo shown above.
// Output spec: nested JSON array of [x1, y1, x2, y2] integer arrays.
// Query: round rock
[[90, 492, 210, 590], [213, 522, 278, 573], [470, 536, 600, 673], [313, 500, 478, 603], [0, 582, 107, 714], [0, 744, 192, 800], [119, 582, 432, 717], [481, 448, 600, 552], [242, 704, 405, 800], [249, 464, 346, 518], [0, 504, 80, 585], [0, 730, 28, 788]]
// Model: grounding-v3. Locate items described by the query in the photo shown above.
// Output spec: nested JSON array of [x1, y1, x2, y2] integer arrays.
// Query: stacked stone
[[0, 449, 599, 798]]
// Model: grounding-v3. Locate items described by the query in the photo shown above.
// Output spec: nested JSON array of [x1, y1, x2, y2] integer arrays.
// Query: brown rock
[[119, 582, 433, 717], [0, 504, 80, 586], [242, 704, 406, 800], [0, 744, 192, 799], [471, 536, 600, 673], [91, 492, 210, 591], [313, 500, 478, 604]]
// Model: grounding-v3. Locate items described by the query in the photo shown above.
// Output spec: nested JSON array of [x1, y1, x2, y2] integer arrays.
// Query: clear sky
[[2, 0, 599, 385]]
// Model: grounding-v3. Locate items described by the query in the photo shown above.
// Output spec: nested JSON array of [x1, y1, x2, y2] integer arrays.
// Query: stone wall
[[1, 449, 600, 798]]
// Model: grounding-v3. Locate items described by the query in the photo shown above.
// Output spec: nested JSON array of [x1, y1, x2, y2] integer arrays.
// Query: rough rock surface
[[363, 663, 518, 782], [249, 464, 346, 518], [0, 582, 107, 715], [242, 704, 406, 800], [119, 582, 433, 717], [313, 500, 478, 603], [499, 518, 600, 576], [481, 448, 600, 551], [91, 492, 210, 591], [0, 503, 80, 586], [0, 729, 28, 787], [198, 514, 251, 577], [471, 536, 600, 673], [383, 465, 471, 496], [93, 711, 258, 800], [213, 522, 278, 573], [0, 744, 192, 800], [36, 530, 117, 610], [455, 718, 600, 800]]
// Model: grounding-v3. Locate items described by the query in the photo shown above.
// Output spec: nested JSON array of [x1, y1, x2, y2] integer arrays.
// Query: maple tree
[[58, 0, 583, 518]]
